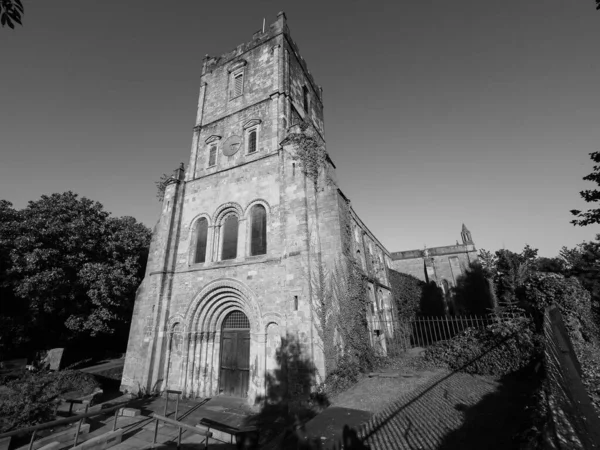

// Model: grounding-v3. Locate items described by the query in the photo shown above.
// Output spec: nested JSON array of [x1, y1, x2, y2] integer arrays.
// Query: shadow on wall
[[244, 334, 327, 447], [243, 334, 371, 449], [388, 269, 446, 317], [451, 263, 496, 315], [389, 265, 497, 318]]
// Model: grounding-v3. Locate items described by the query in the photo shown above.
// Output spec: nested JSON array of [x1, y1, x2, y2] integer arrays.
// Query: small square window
[[208, 145, 217, 167]]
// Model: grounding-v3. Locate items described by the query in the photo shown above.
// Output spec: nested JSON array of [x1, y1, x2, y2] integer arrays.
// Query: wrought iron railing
[[372, 313, 528, 355]]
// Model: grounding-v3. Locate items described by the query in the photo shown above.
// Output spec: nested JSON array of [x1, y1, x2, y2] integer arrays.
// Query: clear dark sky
[[2, 1, 599, 257]]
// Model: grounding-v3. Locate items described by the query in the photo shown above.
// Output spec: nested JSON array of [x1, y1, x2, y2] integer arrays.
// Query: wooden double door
[[219, 312, 250, 397]]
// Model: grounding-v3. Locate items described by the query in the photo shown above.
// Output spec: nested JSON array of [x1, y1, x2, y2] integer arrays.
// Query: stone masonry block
[[118, 407, 141, 417]]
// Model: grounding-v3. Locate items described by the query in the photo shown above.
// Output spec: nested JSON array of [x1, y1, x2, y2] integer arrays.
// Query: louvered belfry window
[[250, 205, 267, 256], [221, 215, 238, 260], [233, 73, 243, 97], [248, 130, 257, 154], [194, 218, 208, 263], [208, 145, 217, 166]]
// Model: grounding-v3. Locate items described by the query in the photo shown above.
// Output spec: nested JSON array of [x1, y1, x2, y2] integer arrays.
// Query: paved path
[[79, 359, 124, 375], [359, 370, 536, 449]]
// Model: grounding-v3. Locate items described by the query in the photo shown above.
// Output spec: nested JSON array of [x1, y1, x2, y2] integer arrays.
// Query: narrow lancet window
[[194, 218, 208, 263]]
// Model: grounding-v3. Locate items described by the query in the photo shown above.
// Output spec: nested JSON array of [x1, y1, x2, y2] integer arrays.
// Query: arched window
[[250, 204, 267, 256], [221, 215, 238, 260], [248, 130, 257, 154], [194, 218, 208, 264]]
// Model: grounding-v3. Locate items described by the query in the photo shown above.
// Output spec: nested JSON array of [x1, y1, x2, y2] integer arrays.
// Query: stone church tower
[[121, 12, 397, 403]]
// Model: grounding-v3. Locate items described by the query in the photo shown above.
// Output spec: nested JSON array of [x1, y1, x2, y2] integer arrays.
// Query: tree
[[0, 192, 151, 357], [561, 236, 600, 304], [571, 151, 600, 226], [0, 0, 23, 29], [535, 256, 567, 274], [477, 245, 538, 308]]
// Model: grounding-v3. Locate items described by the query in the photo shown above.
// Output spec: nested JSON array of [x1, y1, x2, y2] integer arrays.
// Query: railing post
[[177, 427, 182, 450], [153, 419, 159, 444], [175, 393, 180, 421], [28, 430, 36, 450], [113, 409, 119, 431], [164, 392, 169, 417], [425, 316, 435, 346], [73, 404, 89, 447]]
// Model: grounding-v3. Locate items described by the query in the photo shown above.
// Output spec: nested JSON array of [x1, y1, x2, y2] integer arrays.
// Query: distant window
[[247, 129, 257, 154], [208, 145, 217, 167], [302, 85, 309, 113], [221, 215, 238, 260], [250, 204, 267, 256], [194, 218, 208, 264], [233, 73, 243, 98]]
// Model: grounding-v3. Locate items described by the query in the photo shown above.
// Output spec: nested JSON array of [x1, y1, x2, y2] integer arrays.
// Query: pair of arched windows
[[193, 204, 267, 264]]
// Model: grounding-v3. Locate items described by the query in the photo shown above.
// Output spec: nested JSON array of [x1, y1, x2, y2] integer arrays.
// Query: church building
[[121, 12, 475, 403]]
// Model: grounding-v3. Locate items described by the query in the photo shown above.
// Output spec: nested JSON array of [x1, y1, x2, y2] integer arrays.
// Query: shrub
[[321, 355, 362, 395], [424, 316, 541, 376], [0, 370, 100, 433], [522, 273, 599, 341]]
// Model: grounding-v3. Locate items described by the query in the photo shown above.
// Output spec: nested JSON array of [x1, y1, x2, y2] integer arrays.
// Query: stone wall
[[390, 243, 478, 287]]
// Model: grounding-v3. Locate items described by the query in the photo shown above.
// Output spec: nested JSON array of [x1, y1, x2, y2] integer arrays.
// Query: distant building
[[390, 224, 478, 294]]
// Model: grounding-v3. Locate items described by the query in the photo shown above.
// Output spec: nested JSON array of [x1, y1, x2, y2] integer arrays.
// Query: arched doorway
[[219, 311, 250, 397]]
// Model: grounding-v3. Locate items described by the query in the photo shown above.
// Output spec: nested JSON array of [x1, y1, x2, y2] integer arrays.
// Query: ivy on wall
[[283, 123, 377, 380]]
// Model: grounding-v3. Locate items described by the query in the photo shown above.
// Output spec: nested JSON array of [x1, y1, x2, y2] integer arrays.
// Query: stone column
[[207, 225, 216, 263], [236, 218, 247, 261]]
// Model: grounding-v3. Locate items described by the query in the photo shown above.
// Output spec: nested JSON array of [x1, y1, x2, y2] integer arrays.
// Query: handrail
[[151, 413, 212, 450], [0, 401, 129, 440]]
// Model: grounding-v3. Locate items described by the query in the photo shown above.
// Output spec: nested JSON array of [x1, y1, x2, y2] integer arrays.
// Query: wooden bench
[[196, 418, 258, 449]]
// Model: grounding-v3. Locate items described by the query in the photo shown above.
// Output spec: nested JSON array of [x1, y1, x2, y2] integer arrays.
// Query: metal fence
[[372, 313, 528, 356]]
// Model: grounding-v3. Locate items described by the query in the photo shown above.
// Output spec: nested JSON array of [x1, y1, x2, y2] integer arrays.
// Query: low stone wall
[[542, 305, 600, 449]]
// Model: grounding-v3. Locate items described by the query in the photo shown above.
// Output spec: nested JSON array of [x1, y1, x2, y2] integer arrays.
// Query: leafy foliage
[[424, 316, 541, 376], [560, 236, 600, 304], [522, 273, 600, 414], [283, 121, 333, 190], [477, 245, 538, 306], [571, 151, 600, 226], [522, 273, 596, 333], [0, 0, 23, 29], [0, 370, 100, 433], [0, 192, 151, 358], [155, 173, 171, 202], [388, 270, 424, 319]]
